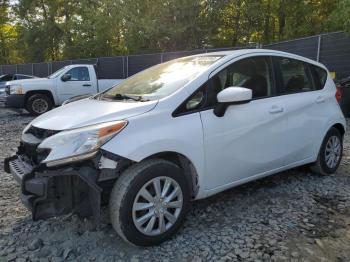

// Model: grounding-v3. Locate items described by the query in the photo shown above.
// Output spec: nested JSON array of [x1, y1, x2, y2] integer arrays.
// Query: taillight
[[335, 84, 342, 103]]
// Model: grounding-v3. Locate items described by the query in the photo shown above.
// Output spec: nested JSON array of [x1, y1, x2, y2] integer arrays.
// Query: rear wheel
[[26, 94, 53, 115], [109, 159, 190, 246], [311, 127, 343, 175]]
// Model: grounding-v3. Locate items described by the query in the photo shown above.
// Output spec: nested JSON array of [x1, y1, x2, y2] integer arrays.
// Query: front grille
[[21, 126, 60, 164]]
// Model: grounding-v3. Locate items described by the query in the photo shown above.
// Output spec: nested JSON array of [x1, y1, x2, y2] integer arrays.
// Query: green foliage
[[0, 0, 22, 64], [0, 0, 347, 64], [330, 0, 350, 33]]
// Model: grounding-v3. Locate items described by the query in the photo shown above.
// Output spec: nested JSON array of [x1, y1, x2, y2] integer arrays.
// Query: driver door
[[57, 66, 95, 104], [200, 55, 288, 190]]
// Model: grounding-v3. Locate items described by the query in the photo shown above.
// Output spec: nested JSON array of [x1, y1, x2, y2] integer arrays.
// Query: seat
[[285, 76, 305, 92], [242, 74, 268, 98]]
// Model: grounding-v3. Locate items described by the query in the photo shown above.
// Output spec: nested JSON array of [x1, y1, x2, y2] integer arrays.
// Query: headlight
[[38, 120, 128, 167], [8, 84, 23, 95]]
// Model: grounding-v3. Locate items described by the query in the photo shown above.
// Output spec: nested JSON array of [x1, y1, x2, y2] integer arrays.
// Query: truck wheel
[[109, 159, 190, 246], [311, 127, 343, 175], [26, 94, 53, 115]]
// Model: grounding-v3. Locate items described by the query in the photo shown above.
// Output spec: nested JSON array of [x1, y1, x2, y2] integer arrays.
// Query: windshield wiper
[[114, 93, 142, 101], [97, 93, 150, 102], [114, 93, 151, 102]]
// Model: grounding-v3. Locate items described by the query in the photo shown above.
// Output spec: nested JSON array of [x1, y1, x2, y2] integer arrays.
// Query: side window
[[0, 74, 13, 82], [312, 65, 328, 90], [16, 75, 31, 80], [277, 57, 314, 93], [15, 75, 30, 80], [66, 67, 90, 81], [209, 56, 274, 103]]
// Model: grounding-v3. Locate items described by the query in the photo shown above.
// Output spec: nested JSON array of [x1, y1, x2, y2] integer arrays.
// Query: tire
[[26, 94, 53, 115], [311, 127, 343, 175], [109, 159, 190, 246]]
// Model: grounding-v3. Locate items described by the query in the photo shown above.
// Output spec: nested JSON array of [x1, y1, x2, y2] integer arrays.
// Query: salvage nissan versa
[[4, 49, 346, 246]]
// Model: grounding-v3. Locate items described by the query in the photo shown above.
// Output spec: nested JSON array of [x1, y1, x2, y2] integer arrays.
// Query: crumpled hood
[[30, 98, 158, 130]]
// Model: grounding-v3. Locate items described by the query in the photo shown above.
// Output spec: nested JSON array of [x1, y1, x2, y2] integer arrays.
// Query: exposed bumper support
[[4, 154, 103, 223]]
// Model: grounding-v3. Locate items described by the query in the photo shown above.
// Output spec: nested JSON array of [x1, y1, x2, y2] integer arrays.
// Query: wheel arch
[[332, 122, 345, 137], [315, 120, 346, 161], [24, 90, 55, 106], [142, 151, 200, 199]]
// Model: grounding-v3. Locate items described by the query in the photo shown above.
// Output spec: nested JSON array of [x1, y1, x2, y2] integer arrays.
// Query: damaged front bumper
[[4, 149, 128, 223]]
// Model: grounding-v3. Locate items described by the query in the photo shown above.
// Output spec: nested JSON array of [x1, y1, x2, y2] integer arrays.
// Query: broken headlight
[[38, 120, 128, 167]]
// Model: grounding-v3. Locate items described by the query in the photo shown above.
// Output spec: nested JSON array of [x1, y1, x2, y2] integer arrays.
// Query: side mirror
[[214, 87, 252, 117], [61, 74, 71, 82]]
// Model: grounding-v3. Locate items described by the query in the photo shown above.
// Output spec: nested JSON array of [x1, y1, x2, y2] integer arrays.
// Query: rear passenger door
[[273, 56, 327, 165]]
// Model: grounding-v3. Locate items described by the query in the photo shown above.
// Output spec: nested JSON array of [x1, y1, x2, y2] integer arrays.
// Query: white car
[[4, 49, 346, 246], [4, 65, 122, 115]]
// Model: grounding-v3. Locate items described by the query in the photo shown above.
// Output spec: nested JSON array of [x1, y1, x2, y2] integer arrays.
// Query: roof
[[195, 48, 326, 69]]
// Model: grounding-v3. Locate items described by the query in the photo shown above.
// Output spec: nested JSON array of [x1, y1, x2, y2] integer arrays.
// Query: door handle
[[316, 96, 325, 103], [82, 84, 91, 87], [269, 105, 284, 114]]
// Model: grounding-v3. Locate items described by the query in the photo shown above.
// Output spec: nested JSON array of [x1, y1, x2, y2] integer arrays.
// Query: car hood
[[30, 98, 158, 130], [6, 78, 48, 86]]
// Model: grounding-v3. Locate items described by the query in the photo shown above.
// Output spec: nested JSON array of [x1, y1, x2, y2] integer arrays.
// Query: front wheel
[[109, 159, 190, 246], [26, 94, 53, 115], [311, 127, 343, 175]]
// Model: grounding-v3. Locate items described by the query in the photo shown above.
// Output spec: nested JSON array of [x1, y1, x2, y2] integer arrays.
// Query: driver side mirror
[[214, 87, 252, 117], [61, 74, 71, 82]]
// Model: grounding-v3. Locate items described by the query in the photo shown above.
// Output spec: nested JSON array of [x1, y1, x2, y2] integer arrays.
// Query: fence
[[265, 31, 350, 79], [0, 32, 349, 79], [0, 47, 245, 79]]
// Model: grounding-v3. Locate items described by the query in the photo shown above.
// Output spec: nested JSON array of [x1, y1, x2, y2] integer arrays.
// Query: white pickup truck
[[4, 64, 122, 115]]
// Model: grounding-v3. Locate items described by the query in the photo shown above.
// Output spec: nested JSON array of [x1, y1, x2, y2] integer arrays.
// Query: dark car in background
[[336, 76, 350, 117], [0, 74, 37, 101]]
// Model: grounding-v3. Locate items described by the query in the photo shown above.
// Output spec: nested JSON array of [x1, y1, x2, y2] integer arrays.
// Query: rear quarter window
[[312, 65, 328, 90], [276, 57, 314, 94]]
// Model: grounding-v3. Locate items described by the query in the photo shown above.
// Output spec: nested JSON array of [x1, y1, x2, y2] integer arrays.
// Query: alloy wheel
[[325, 135, 341, 169], [132, 176, 183, 236]]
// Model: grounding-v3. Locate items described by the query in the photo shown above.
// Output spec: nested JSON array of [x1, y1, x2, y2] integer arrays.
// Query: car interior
[[211, 57, 271, 101]]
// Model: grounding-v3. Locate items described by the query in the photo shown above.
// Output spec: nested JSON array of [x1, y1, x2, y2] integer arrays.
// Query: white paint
[[217, 87, 252, 103], [6, 64, 122, 106], [31, 49, 346, 201]]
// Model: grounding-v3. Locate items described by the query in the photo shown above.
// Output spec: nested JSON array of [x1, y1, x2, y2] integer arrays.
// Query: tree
[[15, 0, 63, 62], [330, 0, 350, 33], [0, 0, 20, 64], [120, 0, 208, 53], [0, 0, 346, 64], [61, 0, 125, 59]]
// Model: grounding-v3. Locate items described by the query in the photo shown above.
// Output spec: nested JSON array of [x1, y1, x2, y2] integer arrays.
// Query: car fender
[[101, 110, 206, 197], [14, 79, 59, 105], [314, 113, 346, 158]]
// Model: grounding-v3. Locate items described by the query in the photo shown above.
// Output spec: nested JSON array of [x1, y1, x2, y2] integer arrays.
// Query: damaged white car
[[4, 49, 346, 246]]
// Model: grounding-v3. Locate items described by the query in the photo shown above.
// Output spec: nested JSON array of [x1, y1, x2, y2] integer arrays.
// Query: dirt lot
[[1, 106, 350, 262]]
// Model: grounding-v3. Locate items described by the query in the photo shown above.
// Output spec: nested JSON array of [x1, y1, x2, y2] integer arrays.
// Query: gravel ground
[[1, 106, 350, 262]]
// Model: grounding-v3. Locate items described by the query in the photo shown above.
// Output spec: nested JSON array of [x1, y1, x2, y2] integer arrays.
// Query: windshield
[[99, 55, 223, 101], [47, 67, 67, 79]]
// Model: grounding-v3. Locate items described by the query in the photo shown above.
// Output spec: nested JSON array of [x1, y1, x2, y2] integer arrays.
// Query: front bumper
[[3, 151, 119, 222], [4, 94, 25, 108]]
